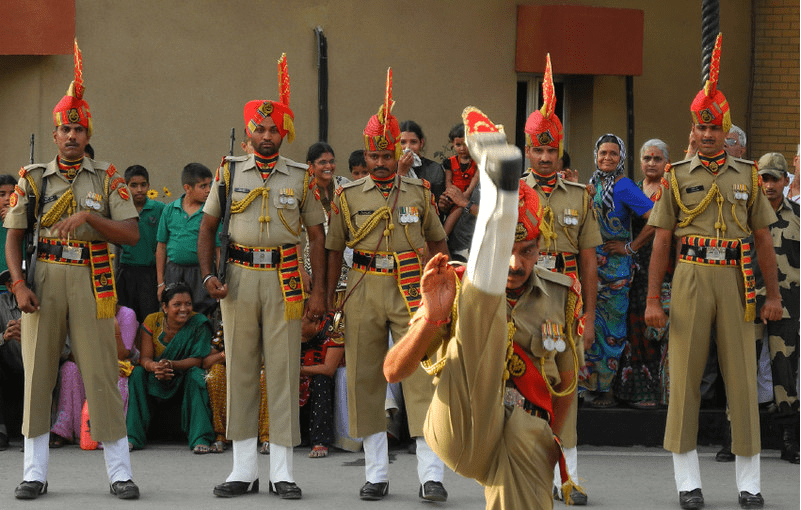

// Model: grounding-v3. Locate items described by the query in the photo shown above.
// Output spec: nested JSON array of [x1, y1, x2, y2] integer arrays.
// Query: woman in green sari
[[126, 282, 214, 453]]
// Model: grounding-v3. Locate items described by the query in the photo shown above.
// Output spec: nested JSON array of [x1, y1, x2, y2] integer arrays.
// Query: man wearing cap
[[199, 54, 326, 500], [4, 40, 141, 500], [384, 106, 581, 509], [325, 69, 448, 501], [754, 152, 799, 464], [521, 55, 600, 505], [645, 34, 782, 509]]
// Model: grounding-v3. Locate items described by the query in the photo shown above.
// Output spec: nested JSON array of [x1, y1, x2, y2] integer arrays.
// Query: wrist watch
[[464, 201, 474, 215]]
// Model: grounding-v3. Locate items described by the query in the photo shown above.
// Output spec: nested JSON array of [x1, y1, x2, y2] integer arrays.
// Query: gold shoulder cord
[[540, 204, 558, 252], [41, 189, 75, 227], [338, 190, 393, 249], [420, 272, 461, 376], [24, 172, 41, 216], [670, 168, 727, 239]]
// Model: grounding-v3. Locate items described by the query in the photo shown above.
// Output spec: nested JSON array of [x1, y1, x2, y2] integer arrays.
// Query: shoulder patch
[[106, 164, 116, 177], [20, 163, 47, 177], [535, 266, 573, 288], [335, 185, 344, 196], [118, 186, 130, 200], [421, 178, 431, 189], [664, 162, 672, 173], [9, 192, 18, 208], [660, 176, 670, 189], [110, 177, 126, 191]]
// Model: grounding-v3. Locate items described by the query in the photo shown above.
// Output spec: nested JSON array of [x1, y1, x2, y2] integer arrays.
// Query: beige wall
[[0, 0, 762, 196]]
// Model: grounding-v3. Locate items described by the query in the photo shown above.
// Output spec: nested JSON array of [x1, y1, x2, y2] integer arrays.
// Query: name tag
[[43, 194, 59, 204], [686, 185, 705, 194], [375, 254, 394, 270], [234, 187, 251, 193], [707, 247, 725, 261], [62, 246, 82, 261], [537, 254, 556, 269], [252, 251, 273, 265]]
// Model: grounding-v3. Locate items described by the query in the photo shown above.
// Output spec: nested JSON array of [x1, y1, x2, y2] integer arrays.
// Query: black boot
[[780, 426, 799, 464], [716, 419, 735, 462]]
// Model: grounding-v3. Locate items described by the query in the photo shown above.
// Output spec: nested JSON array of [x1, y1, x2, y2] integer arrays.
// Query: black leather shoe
[[419, 481, 448, 502], [738, 491, 764, 509], [360, 481, 389, 500], [715, 446, 735, 462], [110, 479, 140, 499], [270, 481, 302, 499], [0, 432, 9, 451], [213, 479, 259, 497], [679, 488, 704, 509], [781, 444, 800, 464], [15, 481, 47, 500]]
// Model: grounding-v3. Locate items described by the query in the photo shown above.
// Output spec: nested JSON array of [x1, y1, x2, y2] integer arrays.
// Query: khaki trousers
[[22, 261, 125, 441], [221, 264, 300, 446], [425, 280, 559, 510], [664, 262, 760, 456], [344, 270, 434, 438]]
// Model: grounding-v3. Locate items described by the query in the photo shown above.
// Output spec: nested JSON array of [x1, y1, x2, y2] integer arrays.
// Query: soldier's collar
[[43, 156, 96, 177], [688, 153, 740, 174]]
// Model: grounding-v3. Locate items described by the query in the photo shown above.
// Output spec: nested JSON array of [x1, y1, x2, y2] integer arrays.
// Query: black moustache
[[508, 268, 527, 278]]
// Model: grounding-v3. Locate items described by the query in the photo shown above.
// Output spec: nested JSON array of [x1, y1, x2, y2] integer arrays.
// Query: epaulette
[[790, 200, 800, 216], [399, 175, 425, 187], [733, 156, 756, 166], [20, 164, 46, 177], [670, 158, 692, 168], [341, 179, 364, 190], [284, 159, 308, 171], [535, 266, 573, 288], [224, 154, 249, 163], [563, 180, 587, 190], [664, 162, 673, 173]]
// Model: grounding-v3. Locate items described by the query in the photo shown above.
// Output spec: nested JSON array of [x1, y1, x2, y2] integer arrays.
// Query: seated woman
[[204, 327, 271, 454], [299, 314, 344, 458], [126, 282, 214, 453], [50, 305, 139, 447]]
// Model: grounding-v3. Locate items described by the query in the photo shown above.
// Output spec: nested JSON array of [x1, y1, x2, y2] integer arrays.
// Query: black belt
[[227, 245, 282, 266], [504, 385, 551, 422], [37, 242, 90, 261], [352, 251, 386, 269]]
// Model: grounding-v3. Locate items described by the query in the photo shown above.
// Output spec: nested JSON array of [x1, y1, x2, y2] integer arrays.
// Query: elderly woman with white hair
[[615, 139, 673, 409]]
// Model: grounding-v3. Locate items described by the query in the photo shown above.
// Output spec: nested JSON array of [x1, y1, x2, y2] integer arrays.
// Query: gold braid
[[41, 189, 74, 227], [539, 205, 559, 252], [338, 191, 394, 248], [502, 319, 516, 382], [230, 188, 265, 214], [730, 165, 760, 235], [278, 209, 299, 236], [670, 169, 723, 231]]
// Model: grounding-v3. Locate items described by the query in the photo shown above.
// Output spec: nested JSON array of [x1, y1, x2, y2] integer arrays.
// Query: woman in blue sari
[[580, 134, 655, 407]]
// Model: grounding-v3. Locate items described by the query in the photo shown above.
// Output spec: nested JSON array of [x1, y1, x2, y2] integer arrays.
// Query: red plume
[[704, 33, 722, 98], [539, 53, 555, 118], [71, 39, 85, 100], [277, 53, 290, 106]]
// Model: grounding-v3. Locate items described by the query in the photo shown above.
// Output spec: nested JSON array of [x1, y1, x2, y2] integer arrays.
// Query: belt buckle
[[375, 255, 394, 270], [503, 386, 526, 409], [707, 247, 725, 261], [253, 250, 273, 265], [537, 254, 556, 270], [62, 246, 82, 261]]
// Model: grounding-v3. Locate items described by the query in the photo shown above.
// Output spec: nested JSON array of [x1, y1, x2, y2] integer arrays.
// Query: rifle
[[216, 128, 237, 284], [24, 134, 46, 291]]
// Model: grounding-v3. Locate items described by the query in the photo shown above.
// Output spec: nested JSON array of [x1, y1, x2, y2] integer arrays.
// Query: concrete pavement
[[0, 441, 797, 509]]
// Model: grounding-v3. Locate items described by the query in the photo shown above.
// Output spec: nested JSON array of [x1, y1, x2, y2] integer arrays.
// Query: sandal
[[210, 440, 226, 453], [590, 393, 618, 408], [49, 434, 68, 448], [630, 400, 658, 410], [259, 441, 270, 455], [193, 443, 211, 454], [309, 445, 328, 458]]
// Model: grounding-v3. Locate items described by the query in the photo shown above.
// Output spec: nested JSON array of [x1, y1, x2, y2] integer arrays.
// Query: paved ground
[[0, 441, 797, 509]]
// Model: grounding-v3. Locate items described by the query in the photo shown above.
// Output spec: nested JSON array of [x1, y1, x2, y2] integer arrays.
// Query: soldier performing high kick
[[325, 69, 449, 502], [199, 54, 326, 500], [384, 107, 582, 510], [645, 34, 781, 510], [521, 54, 600, 505], [5, 40, 141, 500]]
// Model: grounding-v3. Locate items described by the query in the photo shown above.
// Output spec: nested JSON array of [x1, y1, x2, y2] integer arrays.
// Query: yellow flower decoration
[[163, 187, 172, 197], [147, 189, 158, 199]]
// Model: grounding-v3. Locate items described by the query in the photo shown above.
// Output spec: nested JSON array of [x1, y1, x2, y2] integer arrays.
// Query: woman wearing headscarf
[[580, 134, 655, 407], [615, 139, 673, 409]]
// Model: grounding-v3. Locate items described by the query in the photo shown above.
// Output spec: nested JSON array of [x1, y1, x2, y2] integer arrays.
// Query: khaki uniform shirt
[[523, 172, 602, 254], [508, 267, 576, 386], [326, 175, 446, 253], [5, 157, 138, 235], [648, 154, 776, 238], [203, 154, 325, 247]]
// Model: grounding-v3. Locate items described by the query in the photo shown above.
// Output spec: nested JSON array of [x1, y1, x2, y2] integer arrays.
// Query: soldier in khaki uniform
[[753, 152, 799, 464], [645, 35, 782, 510], [384, 107, 582, 510], [325, 69, 448, 501], [199, 55, 326, 500], [4, 41, 141, 500], [521, 55, 600, 505]]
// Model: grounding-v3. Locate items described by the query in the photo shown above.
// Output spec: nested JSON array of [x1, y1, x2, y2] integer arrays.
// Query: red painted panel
[[517, 4, 643, 76], [1, 0, 75, 55]]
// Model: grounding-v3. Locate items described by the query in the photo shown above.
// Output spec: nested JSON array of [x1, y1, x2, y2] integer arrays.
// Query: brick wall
[[749, 0, 800, 163]]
